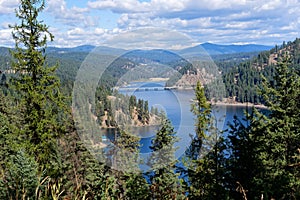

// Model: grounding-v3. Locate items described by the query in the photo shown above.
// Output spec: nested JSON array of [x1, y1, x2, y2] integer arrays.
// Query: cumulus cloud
[[0, 0, 19, 15], [49, 26, 121, 47], [87, 0, 152, 13], [0, 28, 14, 47], [46, 0, 98, 28], [97, 0, 300, 45], [103, 27, 195, 49], [1, 0, 300, 47]]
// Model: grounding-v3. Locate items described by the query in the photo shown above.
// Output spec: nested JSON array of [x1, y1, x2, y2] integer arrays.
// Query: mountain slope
[[222, 38, 300, 104], [179, 43, 272, 56]]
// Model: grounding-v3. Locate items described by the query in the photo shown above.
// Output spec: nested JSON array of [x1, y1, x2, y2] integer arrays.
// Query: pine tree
[[250, 54, 300, 199], [2, 150, 39, 200], [108, 130, 150, 199], [184, 81, 229, 199], [189, 81, 211, 148], [226, 114, 259, 199], [0, 91, 19, 164], [9, 0, 66, 175], [147, 119, 185, 199], [191, 81, 211, 151], [143, 100, 149, 124]]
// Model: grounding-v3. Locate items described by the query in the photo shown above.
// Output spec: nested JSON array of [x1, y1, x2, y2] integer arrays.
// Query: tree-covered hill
[[222, 38, 300, 104]]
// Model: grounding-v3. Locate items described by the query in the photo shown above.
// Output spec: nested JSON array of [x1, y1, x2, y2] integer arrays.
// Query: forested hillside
[[222, 38, 300, 104]]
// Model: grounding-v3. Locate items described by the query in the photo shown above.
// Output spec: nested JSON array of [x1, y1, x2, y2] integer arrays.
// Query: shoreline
[[148, 77, 169, 82], [116, 81, 268, 109], [210, 101, 268, 109]]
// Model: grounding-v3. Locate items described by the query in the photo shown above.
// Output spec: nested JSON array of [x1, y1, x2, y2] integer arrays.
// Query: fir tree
[[226, 114, 259, 199], [109, 130, 150, 199], [191, 81, 211, 152], [2, 150, 39, 200], [147, 119, 185, 199], [184, 81, 228, 199], [9, 0, 66, 174], [250, 54, 300, 199]]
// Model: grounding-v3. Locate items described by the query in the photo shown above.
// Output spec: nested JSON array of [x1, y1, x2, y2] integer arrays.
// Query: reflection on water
[[100, 81, 269, 172], [102, 81, 260, 158]]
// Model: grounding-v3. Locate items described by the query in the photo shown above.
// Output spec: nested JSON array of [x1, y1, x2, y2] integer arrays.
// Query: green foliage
[[191, 81, 211, 141], [95, 86, 152, 128], [0, 91, 20, 164], [226, 54, 300, 199], [222, 60, 271, 104], [115, 131, 150, 199], [185, 81, 212, 198], [9, 0, 67, 174], [226, 114, 260, 199], [222, 38, 300, 105], [183, 81, 229, 199], [122, 173, 150, 200], [147, 119, 185, 199], [102, 130, 151, 199], [250, 54, 300, 199], [0, 150, 39, 200], [0, 1, 72, 199]]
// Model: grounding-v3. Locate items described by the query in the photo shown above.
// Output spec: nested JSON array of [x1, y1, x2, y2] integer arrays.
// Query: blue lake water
[[111, 81, 254, 159]]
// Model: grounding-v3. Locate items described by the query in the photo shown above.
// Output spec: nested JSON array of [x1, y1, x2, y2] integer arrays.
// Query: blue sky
[[0, 0, 300, 49]]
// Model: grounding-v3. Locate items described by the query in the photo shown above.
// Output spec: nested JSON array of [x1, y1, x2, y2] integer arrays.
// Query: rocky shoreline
[[210, 101, 268, 109]]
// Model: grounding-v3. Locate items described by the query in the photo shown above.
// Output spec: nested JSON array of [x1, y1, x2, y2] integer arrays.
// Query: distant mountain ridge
[[46, 45, 96, 53], [42, 43, 272, 56], [46, 45, 126, 55], [178, 42, 272, 56]]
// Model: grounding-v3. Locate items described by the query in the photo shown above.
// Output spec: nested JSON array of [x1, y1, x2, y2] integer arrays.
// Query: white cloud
[[67, 27, 86, 37], [0, 28, 14, 47], [224, 21, 257, 29], [103, 27, 195, 49], [46, 0, 98, 28], [281, 20, 300, 31], [254, 0, 282, 11], [1, 0, 300, 48], [95, 27, 106, 34], [151, 0, 186, 12], [0, 0, 19, 15], [184, 0, 246, 10], [87, 0, 151, 13], [49, 26, 123, 47], [58, 0, 299, 47], [1, 21, 11, 29]]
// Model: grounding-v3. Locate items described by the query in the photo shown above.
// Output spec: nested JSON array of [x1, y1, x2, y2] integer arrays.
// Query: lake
[[106, 81, 254, 160]]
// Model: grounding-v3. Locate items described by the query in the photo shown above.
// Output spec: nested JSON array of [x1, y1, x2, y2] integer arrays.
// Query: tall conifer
[[10, 0, 66, 174], [250, 54, 300, 199]]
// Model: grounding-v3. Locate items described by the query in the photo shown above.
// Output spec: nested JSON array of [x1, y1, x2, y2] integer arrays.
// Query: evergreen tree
[[147, 119, 185, 199], [183, 81, 228, 199], [184, 81, 211, 198], [191, 81, 211, 146], [226, 114, 260, 199], [143, 100, 149, 124], [225, 52, 300, 200], [184, 81, 211, 162], [1, 150, 39, 200], [0, 91, 19, 165], [249, 54, 300, 199], [110, 130, 150, 199], [9, 0, 66, 174]]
